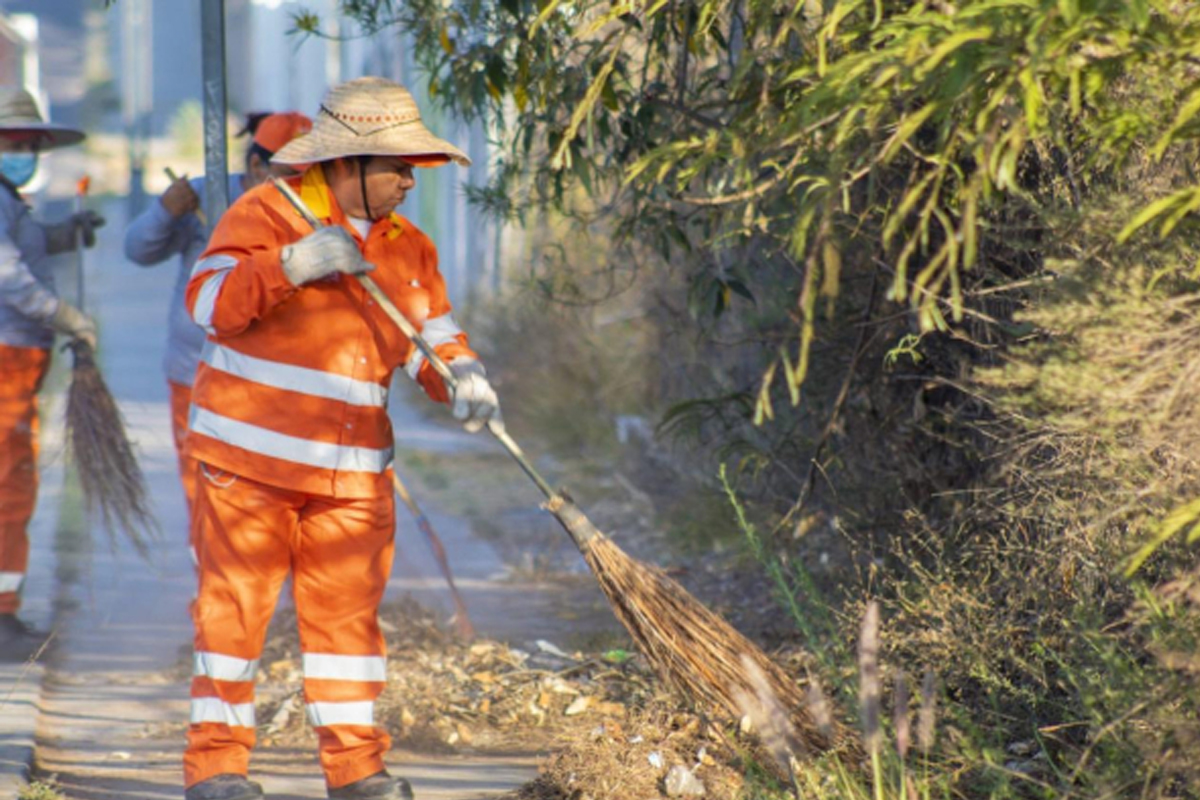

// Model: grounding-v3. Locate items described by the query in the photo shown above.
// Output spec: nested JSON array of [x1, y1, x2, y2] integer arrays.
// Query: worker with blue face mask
[[0, 86, 105, 661]]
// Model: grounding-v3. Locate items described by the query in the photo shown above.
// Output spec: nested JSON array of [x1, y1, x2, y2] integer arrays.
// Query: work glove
[[447, 357, 503, 434], [280, 226, 375, 286], [44, 210, 106, 254], [49, 301, 98, 351]]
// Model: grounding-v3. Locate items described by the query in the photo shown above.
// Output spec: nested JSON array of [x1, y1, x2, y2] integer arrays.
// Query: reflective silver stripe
[[403, 314, 464, 379], [0, 572, 23, 593], [194, 651, 259, 682], [204, 344, 386, 408], [190, 253, 238, 280], [303, 653, 387, 682], [189, 405, 393, 473], [306, 700, 374, 727], [191, 697, 256, 727], [191, 271, 231, 334]]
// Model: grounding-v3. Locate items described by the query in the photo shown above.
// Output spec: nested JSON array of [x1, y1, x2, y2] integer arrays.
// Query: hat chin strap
[[357, 155, 373, 220]]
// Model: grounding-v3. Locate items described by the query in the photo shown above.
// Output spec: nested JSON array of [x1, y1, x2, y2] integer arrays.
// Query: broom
[[62, 178, 158, 557], [64, 342, 158, 557], [270, 178, 855, 757]]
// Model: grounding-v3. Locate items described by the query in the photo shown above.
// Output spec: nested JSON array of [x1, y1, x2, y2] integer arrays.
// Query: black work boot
[[0, 614, 49, 663], [328, 771, 414, 800], [184, 774, 264, 800]]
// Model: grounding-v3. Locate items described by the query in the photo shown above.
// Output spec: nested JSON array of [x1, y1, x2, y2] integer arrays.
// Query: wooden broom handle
[[269, 177, 557, 500]]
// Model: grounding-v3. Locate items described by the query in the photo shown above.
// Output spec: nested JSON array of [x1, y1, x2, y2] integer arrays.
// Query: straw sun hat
[[272, 77, 470, 167], [0, 86, 85, 149]]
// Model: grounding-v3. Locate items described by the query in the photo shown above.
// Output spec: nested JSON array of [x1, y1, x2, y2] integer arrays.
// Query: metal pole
[[122, 0, 151, 216], [201, 0, 229, 225]]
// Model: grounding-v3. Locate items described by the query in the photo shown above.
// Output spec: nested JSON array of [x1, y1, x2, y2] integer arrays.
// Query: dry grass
[[64, 343, 158, 555]]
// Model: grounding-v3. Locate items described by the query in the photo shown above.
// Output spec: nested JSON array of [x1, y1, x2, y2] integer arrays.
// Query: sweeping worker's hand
[[160, 176, 200, 219], [280, 226, 375, 286], [50, 301, 97, 351], [447, 358, 503, 433], [44, 210, 107, 254]]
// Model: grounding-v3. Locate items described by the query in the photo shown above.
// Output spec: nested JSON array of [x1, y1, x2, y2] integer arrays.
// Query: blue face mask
[[0, 152, 38, 187]]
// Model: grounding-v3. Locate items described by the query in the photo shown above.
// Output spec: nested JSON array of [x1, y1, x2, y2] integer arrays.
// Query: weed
[[18, 779, 66, 800]]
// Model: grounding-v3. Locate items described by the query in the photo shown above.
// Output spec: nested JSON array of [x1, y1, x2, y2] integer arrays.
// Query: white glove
[[448, 357, 503, 433], [280, 226, 375, 286], [50, 301, 98, 350], [45, 210, 106, 254]]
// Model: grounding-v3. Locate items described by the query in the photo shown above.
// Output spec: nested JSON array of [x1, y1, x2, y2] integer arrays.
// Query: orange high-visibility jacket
[[184, 168, 475, 499]]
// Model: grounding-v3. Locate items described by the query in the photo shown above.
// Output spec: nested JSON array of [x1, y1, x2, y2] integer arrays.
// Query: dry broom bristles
[[64, 343, 158, 556], [580, 531, 858, 757]]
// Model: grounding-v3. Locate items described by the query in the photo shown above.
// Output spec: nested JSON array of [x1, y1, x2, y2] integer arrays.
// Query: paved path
[[0, 197, 611, 799]]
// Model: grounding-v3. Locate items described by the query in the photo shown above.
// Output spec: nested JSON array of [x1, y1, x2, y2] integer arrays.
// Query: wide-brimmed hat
[[272, 77, 469, 167], [0, 87, 84, 150]]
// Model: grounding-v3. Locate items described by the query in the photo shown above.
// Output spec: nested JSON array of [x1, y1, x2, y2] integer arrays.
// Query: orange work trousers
[[184, 465, 396, 790], [167, 381, 200, 546], [0, 345, 49, 615]]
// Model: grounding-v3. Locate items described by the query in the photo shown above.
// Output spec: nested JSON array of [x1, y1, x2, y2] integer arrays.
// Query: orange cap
[[400, 154, 452, 168], [253, 112, 313, 154]]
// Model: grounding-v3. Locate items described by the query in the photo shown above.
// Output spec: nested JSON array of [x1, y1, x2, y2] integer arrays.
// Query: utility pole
[[121, 0, 152, 215], [200, 0, 229, 224]]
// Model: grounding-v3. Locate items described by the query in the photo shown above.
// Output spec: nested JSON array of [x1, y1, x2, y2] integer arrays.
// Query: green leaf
[[881, 103, 940, 164], [1116, 187, 1200, 243], [916, 27, 993, 79], [1151, 84, 1200, 160], [1126, 497, 1200, 576]]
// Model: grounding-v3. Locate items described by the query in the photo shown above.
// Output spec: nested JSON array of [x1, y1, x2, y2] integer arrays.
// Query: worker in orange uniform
[[0, 87, 105, 660], [181, 77, 501, 800], [124, 112, 312, 531]]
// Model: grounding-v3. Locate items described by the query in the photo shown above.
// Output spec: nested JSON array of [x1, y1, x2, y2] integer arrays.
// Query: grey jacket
[[123, 174, 245, 386], [0, 184, 58, 350]]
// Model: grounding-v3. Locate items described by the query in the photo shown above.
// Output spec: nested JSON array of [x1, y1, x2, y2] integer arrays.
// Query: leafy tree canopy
[[302, 0, 1200, 422]]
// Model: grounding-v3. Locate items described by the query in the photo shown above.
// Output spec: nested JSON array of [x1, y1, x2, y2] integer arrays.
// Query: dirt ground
[[242, 593, 781, 800], [262, 435, 811, 800]]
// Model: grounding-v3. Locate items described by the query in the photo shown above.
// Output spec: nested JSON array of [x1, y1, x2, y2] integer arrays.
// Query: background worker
[[123, 111, 312, 524], [181, 77, 501, 800], [0, 87, 105, 659]]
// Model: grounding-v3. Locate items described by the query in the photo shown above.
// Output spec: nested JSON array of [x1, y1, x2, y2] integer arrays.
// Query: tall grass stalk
[[720, 464, 839, 660]]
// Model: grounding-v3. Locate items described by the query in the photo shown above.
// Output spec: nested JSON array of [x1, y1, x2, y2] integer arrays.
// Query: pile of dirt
[[499, 702, 759, 800], [252, 596, 779, 799], [255, 597, 657, 753]]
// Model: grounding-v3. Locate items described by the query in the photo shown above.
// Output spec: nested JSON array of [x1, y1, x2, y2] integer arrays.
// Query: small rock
[[565, 696, 594, 716], [648, 751, 664, 769], [665, 764, 706, 797], [536, 639, 572, 658]]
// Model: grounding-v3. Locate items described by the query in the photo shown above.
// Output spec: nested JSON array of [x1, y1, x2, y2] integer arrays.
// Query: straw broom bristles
[[64, 342, 158, 556], [578, 527, 859, 758]]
